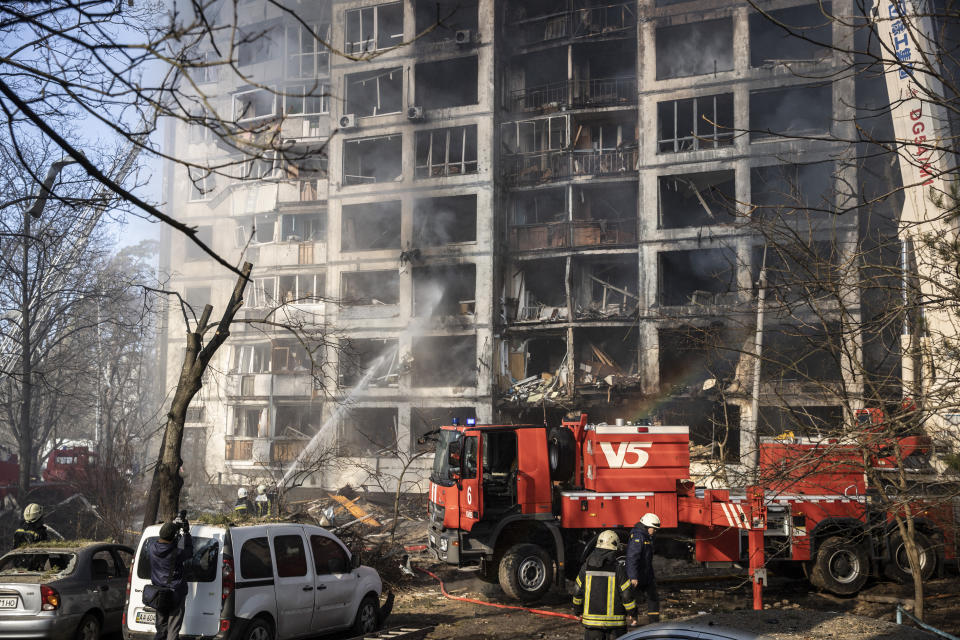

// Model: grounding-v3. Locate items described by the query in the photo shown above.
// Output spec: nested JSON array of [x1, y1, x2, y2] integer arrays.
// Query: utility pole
[[747, 246, 768, 478]]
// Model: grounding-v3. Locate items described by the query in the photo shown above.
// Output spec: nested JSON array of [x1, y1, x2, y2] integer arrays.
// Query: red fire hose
[[416, 567, 580, 621]]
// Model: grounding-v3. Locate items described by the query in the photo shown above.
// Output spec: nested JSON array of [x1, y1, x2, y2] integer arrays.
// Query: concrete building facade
[[161, 0, 869, 492]]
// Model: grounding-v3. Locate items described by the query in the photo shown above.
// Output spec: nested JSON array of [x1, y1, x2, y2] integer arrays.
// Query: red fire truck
[[426, 413, 958, 606], [0, 445, 99, 503]]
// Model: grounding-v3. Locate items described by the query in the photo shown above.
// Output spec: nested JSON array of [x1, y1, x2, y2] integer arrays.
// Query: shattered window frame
[[343, 134, 403, 185], [281, 212, 326, 242], [233, 87, 278, 123], [346, 67, 403, 117], [345, 3, 404, 55], [415, 125, 478, 178], [341, 270, 400, 306], [284, 84, 330, 116], [237, 23, 281, 68], [657, 93, 734, 153], [286, 22, 331, 79]]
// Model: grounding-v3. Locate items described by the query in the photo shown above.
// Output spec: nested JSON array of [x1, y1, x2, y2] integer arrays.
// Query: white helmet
[[237, 487, 248, 499], [257, 484, 267, 495], [640, 513, 660, 529], [23, 503, 42, 523], [596, 530, 621, 551]]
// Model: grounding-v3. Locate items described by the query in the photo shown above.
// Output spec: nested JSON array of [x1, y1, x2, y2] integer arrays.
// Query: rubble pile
[[576, 343, 641, 390]]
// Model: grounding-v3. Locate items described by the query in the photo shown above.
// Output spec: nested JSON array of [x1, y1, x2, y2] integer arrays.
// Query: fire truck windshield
[[431, 429, 462, 486]]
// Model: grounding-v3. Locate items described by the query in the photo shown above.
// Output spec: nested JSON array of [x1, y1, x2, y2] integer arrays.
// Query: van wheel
[[351, 595, 379, 635], [74, 614, 100, 640], [884, 532, 936, 583], [499, 543, 554, 603], [809, 536, 868, 595], [245, 618, 274, 640]]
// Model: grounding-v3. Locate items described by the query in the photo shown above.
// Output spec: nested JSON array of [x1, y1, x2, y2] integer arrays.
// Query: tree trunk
[[18, 206, 32, 497], [141, 262, 252, 529]]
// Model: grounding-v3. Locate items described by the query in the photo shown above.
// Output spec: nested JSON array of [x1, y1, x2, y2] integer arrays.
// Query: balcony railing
[[511, 77, 637, 112], [510, 219, 636, 252], [513, 3, 636, 48], [503, 148, 638, 186], [271, 439, 308, 463]]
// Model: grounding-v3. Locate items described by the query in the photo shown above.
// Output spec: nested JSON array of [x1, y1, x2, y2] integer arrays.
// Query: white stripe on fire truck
[[719, 502, 735, 528], [562, 492, 655, 499], [592, 425, 690, 434]]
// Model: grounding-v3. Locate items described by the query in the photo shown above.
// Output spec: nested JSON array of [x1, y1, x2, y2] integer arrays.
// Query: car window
[[273, 535, 307, 577], [91, 550, 117, 579], [310, 535, 350, 575], [136, 536, 220, 583], [115, 549, 133, 576], [0, 552, 76, 576], [240, 537, 273, 579]]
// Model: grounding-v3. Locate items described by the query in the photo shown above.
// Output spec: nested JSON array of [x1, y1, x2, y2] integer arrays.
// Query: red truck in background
[[426, 412, 958, 606], [0, 445, 99, 503]]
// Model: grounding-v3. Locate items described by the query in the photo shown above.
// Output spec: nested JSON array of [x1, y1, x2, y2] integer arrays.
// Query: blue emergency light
[[466, 417, 476, 426], [451, 418, 460, 425]]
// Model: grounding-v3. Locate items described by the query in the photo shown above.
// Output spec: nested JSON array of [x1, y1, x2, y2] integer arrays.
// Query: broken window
[[655, 19, 734, 79], [761, 323, 843, 382], [415, 126, 478, 178], [573, 256, 639, 319], [509, 258, 567, 322], [233, 213, 278, 247], [345, 3, 403, 55], [341, 270, 399, 305], [411, 335, 477, 387], [410, 406, 476, 452], [414, 0, 478, 44], [275, 404, 322, 438], [414, 57, 478, 110], [281, 212, 325, 242], [339, 338, 398, 387], [510, 189, 568, 250], [346, 67, 403, 117], [413, 264, 476, 316], [750, 84, 831, 140], [750, 4, 832, 67], [658, 248, 738, 306], [276, 272, 326, 304], [570, 115, 638, 176], [752, 241, 842, 300], [413, 194, 477, 245], [341, 201, 401, 251], [234, 407, 267, 438], [244, 277, 278, 308], [517, 336, 568, 384], [659, 398, 741, 460], [185, 225, 212, 261], [657, 93, 734, 153], [750, 162, 835, 219], [233, 88, 277, 122], [286, 22, 330, 78], [571, 183, 637, 247], [187, 169, 215, 201], [658, 326, 741, 392], [658, 170, 737, 228], [343, 135, 402, 185], [759, 405, 842, 438], [575, 327, 639, 388], [339, 407, 399, 456], [238, 23, 280, 67], [502, 116, 567, 154], [284, 84, 330, 116], [232, 343, 272, 373]]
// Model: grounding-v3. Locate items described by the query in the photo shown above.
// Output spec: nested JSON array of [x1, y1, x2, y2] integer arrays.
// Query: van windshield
[[136, 536, 219, 583]]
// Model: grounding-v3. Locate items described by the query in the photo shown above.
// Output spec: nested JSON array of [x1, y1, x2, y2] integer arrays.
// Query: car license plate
[[135, 610, 156, 625], [0, 597, 16, 609]]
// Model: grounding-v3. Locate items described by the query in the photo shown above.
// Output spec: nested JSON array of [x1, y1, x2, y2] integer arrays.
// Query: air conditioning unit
[[338, 113, 357, 129], [455, 29, 472, 44], [407, 106, 424, 121]]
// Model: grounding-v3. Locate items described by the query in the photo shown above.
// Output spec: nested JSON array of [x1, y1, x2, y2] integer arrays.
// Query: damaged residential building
[[160, 0, 882, 491]]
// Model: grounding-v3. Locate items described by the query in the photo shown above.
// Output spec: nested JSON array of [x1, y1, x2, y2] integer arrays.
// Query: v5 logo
[[599, 442, 652, 468]]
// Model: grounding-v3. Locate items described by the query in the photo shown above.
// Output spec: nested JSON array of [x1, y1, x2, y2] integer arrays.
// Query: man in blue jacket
[[626, 512, 660, 624], [149, 518, 193, 640]]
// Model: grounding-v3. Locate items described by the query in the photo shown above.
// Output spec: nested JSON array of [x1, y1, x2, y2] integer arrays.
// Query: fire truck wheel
[[548, 429, 576, 482], [810, 536, 869, 595], [884, 531, 936, 583], [499, 543, 554, 602]]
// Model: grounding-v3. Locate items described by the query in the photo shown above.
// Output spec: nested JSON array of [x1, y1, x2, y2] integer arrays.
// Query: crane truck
[[426, 413, 958, 608]]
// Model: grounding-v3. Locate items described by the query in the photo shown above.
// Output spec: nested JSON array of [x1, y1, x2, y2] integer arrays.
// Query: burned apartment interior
[[167, 0, 897, 488]]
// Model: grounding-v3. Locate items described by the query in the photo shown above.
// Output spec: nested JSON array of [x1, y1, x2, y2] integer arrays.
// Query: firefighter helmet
[[640, 512, 661, 530], [237, 487, 248, 499], [596, 530, 621, 551], [23, 503, 42, 523], [257, 484, 267, 495]]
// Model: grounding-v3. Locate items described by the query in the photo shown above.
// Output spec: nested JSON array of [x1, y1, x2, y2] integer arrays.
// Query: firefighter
[[572, 530, 638, 639], [14, 503, 49, 548], [234, 487, 253, 518], [626, 512, 661, 624], [254, 484, 270, 517]]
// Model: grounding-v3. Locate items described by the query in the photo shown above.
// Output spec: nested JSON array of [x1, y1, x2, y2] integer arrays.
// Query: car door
[[268, 526, 315, 639], [90, 548, 125, 627], [308, 533, 357, 632]]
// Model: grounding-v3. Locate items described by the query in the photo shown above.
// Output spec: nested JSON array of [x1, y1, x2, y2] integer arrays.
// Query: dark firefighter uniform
[[625, 523, 660, 623], [13, 520, 48, 548], [572, 548, 637, 639], [234, 497, 253, 518]]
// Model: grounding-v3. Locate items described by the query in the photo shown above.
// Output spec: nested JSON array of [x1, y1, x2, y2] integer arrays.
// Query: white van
[[123, 522, 386, 640]]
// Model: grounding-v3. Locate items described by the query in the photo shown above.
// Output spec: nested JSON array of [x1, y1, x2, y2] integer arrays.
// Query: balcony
[[511, 3, 636, 49], [271, 439, 308, 463], [510, 77, 637, 113], [502, 148, 638, 187], [224, 437, 309, 464], [510, 219, 636, 252], [226, 372, 314, 398]]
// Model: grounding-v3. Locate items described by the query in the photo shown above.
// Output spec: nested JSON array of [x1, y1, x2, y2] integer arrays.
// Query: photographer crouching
[[145, 511, 193, 640]]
